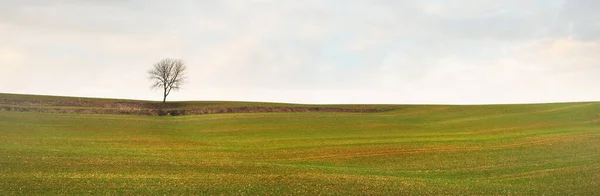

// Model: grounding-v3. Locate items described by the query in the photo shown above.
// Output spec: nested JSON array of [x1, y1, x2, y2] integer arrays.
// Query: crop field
[[1, 94, 600, 195]]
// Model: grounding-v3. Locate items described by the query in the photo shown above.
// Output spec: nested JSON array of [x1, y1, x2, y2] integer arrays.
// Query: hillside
[[1, 93, 599, 195], [0, 93, 398, 116]]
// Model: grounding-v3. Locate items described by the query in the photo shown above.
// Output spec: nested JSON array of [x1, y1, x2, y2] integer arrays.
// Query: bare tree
[[148, 58, 187, 104]]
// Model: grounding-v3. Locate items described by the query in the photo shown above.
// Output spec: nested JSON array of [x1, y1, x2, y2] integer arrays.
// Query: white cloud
[[346, 27, 389, 51], [0, 48, 24, 74], [0, 0, 599, 103]]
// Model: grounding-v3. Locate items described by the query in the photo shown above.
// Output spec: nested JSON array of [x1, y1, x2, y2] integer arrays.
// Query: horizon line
[[2, 92, 599, 106]]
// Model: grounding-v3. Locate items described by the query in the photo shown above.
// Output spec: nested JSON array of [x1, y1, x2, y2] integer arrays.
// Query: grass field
[[1, 94, 600, 195]]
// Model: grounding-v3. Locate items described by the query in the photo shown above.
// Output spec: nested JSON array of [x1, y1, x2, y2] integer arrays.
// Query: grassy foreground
[[1, 95, 600, 195]]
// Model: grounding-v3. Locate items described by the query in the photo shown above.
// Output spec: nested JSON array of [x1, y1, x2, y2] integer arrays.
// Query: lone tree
[[148, 58, 187, 104]]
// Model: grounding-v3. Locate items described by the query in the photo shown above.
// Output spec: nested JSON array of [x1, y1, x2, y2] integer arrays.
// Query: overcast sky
[[1, 0, 599, 104]]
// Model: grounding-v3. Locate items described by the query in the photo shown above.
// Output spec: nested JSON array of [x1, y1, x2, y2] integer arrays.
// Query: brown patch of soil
[[0, 99, 394, 116]]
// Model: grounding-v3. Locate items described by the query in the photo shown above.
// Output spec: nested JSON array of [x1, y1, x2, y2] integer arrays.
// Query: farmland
[[1, 93, 599, 195]]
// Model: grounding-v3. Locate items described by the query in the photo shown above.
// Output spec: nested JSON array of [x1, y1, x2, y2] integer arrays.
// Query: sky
[[1, 0, 599, 104]]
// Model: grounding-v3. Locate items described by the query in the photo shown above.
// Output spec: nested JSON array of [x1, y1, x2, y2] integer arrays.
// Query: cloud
[[0, 0, 599, 103], [506, 37, 600, 73], [0, 48, 25, 74]]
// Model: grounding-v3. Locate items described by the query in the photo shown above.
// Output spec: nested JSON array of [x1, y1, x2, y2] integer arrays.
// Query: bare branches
[[148, 58, 187, 103]]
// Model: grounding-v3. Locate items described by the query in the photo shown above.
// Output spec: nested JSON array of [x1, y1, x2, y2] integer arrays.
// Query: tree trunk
[[162, 88, 167, 104]]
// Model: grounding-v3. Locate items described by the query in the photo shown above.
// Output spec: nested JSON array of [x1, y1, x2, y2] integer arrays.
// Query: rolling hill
[[1, 93, 599, 195]]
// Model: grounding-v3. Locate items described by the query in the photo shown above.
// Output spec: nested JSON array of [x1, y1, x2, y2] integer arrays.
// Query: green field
[[1, 94, 600, 195]]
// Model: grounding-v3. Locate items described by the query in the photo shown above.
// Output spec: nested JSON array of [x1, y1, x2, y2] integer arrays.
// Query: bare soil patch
[[0, 98, 394, 116]]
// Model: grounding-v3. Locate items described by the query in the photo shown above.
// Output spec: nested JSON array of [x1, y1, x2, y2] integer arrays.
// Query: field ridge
[[0, 93, 397, 116]]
